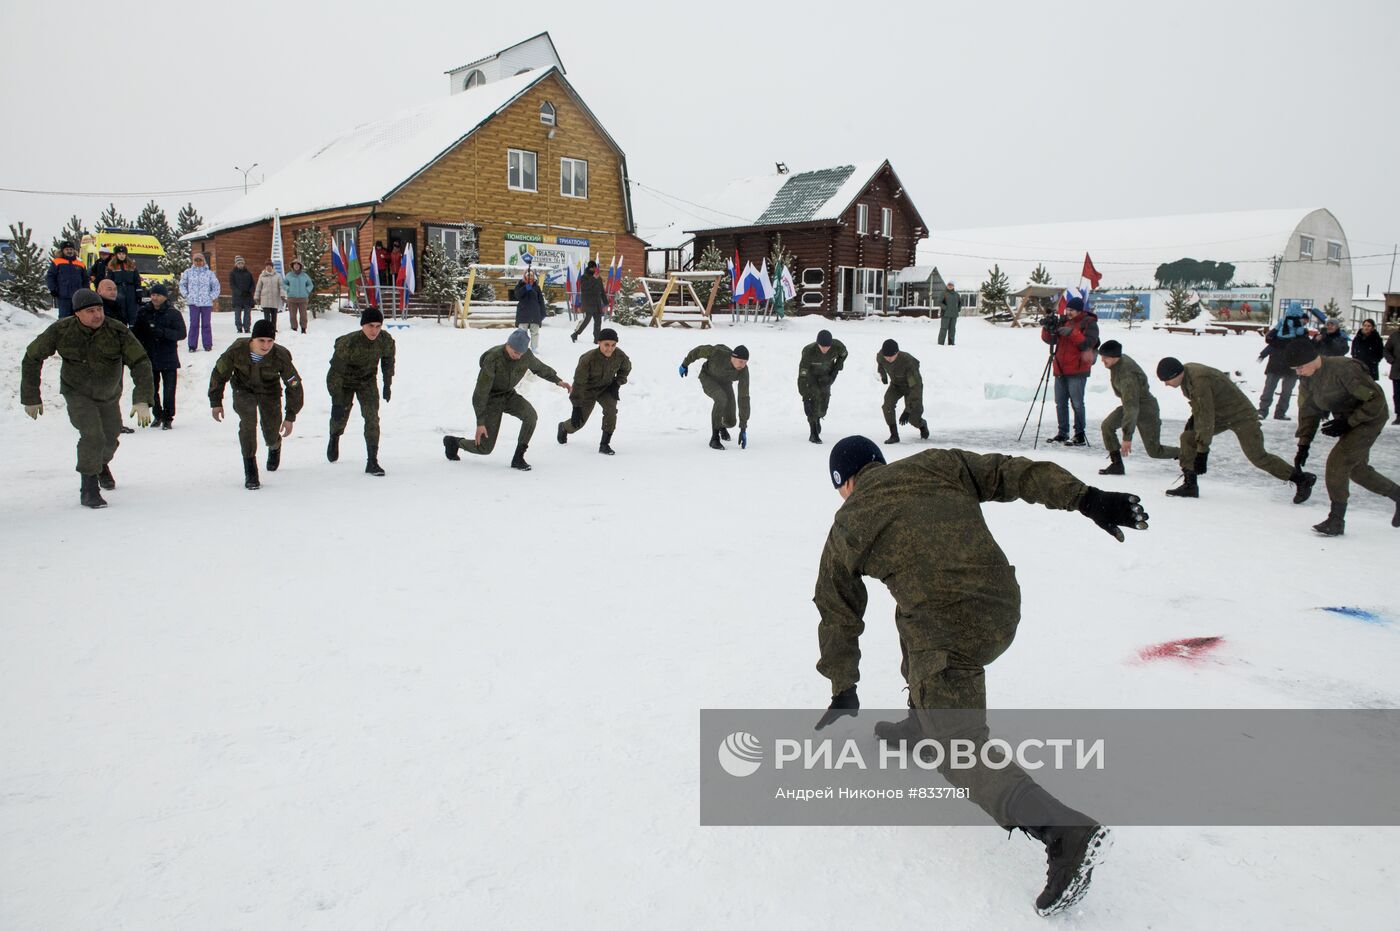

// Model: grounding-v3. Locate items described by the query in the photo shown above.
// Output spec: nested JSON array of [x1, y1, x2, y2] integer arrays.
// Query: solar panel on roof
[[754, 165, 856, 225]]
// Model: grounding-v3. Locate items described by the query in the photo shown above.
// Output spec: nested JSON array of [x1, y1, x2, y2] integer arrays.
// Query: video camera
[[1040, 313, 1066, 330]]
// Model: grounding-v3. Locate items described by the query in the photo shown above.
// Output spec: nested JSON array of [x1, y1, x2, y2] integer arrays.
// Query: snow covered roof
[[189, 68, 558, 238], [685, 160, 890, 232], [921, 208, 1322, 291]]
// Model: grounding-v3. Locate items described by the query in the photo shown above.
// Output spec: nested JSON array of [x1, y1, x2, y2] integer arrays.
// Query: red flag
[[1081, 253, 1102, 289]]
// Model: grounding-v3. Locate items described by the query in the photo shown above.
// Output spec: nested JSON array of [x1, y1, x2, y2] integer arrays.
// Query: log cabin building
[[686, 160, 927, 316]]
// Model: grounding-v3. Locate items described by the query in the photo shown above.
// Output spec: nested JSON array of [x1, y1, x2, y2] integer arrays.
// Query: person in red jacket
[[1040, 297, 1100, 445]]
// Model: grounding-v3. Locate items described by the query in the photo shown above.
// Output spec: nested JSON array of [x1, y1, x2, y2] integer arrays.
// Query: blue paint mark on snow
[[1319, 606, 1389, 625]]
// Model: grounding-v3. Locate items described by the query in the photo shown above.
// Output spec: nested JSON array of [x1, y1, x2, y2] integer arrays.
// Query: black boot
[[557, 422, 568, 445], [98, 464, 116, 490], [1070, 433, 1087, 446], [327, 432, 341, 462], [1099, 451, 1125, 475], [80, 474, 108, 508], [1312, 501, 1346, 536], [1166, 471, 1199, 497], [709, 429, 725, 450], [443, 436, 461, 460], [873, 705, 922, 744], [266, 445, 281, 472], [599, 430, 615, 455], [510, 443, 532, 471], [808, 418, 821, 444], [919, 419, 930, 440], [1257, 408, 1268, 420], [1392, 495, 1400, 529], [719, 427, 731, 441], [1291, 469, 1316, 504], [1273, 412, 1291, 421], [161, 419, 172, 431], [365, 443, 385, 477], [244, 457, 261, 490], [884, 415, 900, 444], [1007, 784, 1110, 917]]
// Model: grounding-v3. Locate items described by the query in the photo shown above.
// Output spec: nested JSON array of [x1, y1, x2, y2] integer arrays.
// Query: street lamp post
[[234, 163, 260, 195]]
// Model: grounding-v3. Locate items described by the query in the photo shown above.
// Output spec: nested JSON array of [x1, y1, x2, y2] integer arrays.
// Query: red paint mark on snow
[[1138, 636, 1224, 663]]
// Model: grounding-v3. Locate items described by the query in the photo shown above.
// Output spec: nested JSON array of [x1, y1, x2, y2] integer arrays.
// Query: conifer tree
[[52, 215, 87, 252], [292, 225, 336, 316], [979, 264, 1010, 317], [1, 223, 52, 313]]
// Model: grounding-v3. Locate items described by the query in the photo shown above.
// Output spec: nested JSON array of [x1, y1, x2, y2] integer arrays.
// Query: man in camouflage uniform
[[557, 327, 631, 455], [209, 319, 304, 490], [680, 343, 750, 450], [1283, 338, 1400, 535], [813, 436, 1147, 916], [876, 338, 928, 443], [798, 328, 847, 444], [443, 328, 571, 472], [1096, 340, 1178, 475], [1155, 356, 1316, 502], [936, 280, 961, 346], [327, 307, 396, 476], [21, 288, 153, 508]]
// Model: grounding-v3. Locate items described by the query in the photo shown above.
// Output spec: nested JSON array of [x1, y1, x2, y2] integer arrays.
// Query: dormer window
[[463, 69, 486, 90], [540, 101, 556, 127]]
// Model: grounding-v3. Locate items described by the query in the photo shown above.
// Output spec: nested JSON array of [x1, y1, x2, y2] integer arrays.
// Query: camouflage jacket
[[876, 351, 922, 390], [1296, 356, 1390, 442], [208, 339, 305, 420], [798, 340, 848, 393], [328, 329, 396, 391], [1108, 354, 1158, 440], [473, 345, 561, 421], [570, 347, 632, 403], [1179, 362, 1255, 451], [684, 344, 751, 424], [813, 449, 1088, 694], [21, 315, 152, 406]]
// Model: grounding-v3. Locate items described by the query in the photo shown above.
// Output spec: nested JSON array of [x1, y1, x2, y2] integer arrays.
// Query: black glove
[[382, 382, 392, 402], [570, 406, 584, 428], [1077, 487, 1149, 542], [1193, 450, 1209, 475], [1294, 444, 1310, 470], [880, 373, 889, 385], [605, 380, 621, 400], [815, 686, 858, 731], [1184, 416, 1194, 431], [1320, 418, 1350, 438]]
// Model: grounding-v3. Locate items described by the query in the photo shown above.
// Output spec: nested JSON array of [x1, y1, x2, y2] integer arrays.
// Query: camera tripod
[[1016, 341, 1058, 448]]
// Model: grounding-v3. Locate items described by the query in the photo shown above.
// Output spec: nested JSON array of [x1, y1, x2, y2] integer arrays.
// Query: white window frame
[[332, 226, 357, 265], [801, 267, 824, 289], [855, 267, 885, 312], [463, 69, 486, 90], [508, 148, 538, 193], [856, 203, 869, 235], [1326, 241, 1342, 264], [881, 207, 892, 238], [540, 101, 556, 127], [800, 291, 824, 307], [427, 225, 465, 263], [1299, 235, 1314, 259], [560, 157, 588, 199]]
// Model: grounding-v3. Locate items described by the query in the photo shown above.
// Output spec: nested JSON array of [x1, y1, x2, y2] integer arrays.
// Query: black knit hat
[[58, 240, 75, 251], [361, 307, 384, 325], [149, 283, 169, 296], [732, 344, 750, 360], [251, 319, 276, 339], [829, 436, 885, 488], [1099, 339, 1123, 358], [816, 329, 833, 347], [1279, 336, 1320, 368], [71, 288, 102, 312], [881, 338, 899, 356], [1156, 357, 1184, 381], [586, 260, 598, 272], [597, 328, 619, 342]]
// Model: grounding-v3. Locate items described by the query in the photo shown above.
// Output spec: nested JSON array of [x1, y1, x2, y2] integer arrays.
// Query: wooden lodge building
[[187, 33, 644, 298], [686, 160, 927, 316]]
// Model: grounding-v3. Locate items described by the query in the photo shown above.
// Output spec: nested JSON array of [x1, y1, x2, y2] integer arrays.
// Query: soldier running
[[876, 338, 928, 443], [798, 329, 847, 444], [680, 343, 750, 450], [1155, 357, 1316, 501], [443, 329, 571, 471], [557, 327, 631, 455], [21, 288, 153, 508], [812, 436, 1147, 916], [209, 319, 304, 490], [327, 307, 396, 476], [1282, 338, 1400, 535], [1096, 340, 1179, 475]]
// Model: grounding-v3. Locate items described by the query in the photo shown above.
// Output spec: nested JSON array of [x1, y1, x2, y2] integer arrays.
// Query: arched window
[[463, 69, 486, 90], [540, 101, 556, 127]]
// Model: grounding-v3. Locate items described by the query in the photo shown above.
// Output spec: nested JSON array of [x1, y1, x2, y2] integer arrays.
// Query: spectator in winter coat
[[374, 240, 390, 285], [45, 241, 88, 317], [512, 268, 547, 350], [1316, 318, 1349, 357], [179, 252, 219, 351], [89, 246, 113, 287], [1256, 304, 1309, 419], [282, 259, 314, 333], [254, 261, 284, 329], [1351, 319, 1384, 380], [132, 284, 186, 429], [571, 261, 606, 343], [228, 256, 256, 333], [937, 281, 961, 346], [1385, 326, 1400, 426], [1040, 297, 1100, 444], [103, 246, 142, 325]]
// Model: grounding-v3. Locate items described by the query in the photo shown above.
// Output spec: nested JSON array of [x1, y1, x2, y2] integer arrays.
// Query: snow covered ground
[[3, 303, 1398, 929]]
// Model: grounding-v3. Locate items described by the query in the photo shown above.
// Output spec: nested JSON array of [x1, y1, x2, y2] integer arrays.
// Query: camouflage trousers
[[232, 389, 283, 458], [64, 392, 122, 476], [799, 380, 832, 420], [1322, 418, 1400, 504], [700, 373, 739, 430], [1100, 400, 1179, 458], [561, 393, 618, 436], [457, 393, 536, 455], [882, 383, 926, 431], [329, 380, 381, 445], [1178, 413, 1292, 480]]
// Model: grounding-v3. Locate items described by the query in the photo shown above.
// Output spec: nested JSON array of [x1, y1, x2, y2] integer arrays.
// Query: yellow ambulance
[[80, 228, 173, 288]]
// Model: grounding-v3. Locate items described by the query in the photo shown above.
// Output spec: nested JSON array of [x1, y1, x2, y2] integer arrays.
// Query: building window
[[540, 102, 556, 127], [881, 207, 892, 238], [801, 267, 824, 288], [1299, 235, 1314, 259], [1326, 241, 1342, 264], [427, 225, 467, 264], [960, 292, 979, 310], [508, 149, 537, 192], [332, 226, 357, 265], [560, 158, 588, 199], [856, 204, 869, 235], [801, 291, 824, 307], [463, 70, 486, 90], [856, 267, 885, 312]]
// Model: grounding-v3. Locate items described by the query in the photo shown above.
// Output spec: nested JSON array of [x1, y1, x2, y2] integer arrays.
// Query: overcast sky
[[3, 0, 1396, 293]]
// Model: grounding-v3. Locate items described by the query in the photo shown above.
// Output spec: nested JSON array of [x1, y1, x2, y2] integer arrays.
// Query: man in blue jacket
[[45, 241, 88, 317]]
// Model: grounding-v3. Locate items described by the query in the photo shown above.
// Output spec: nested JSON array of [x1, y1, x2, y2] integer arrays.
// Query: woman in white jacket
[[253, 261, 285, 330]]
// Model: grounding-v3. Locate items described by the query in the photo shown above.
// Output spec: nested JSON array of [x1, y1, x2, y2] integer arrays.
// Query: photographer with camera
[[1039, 296, 1099, 445]]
